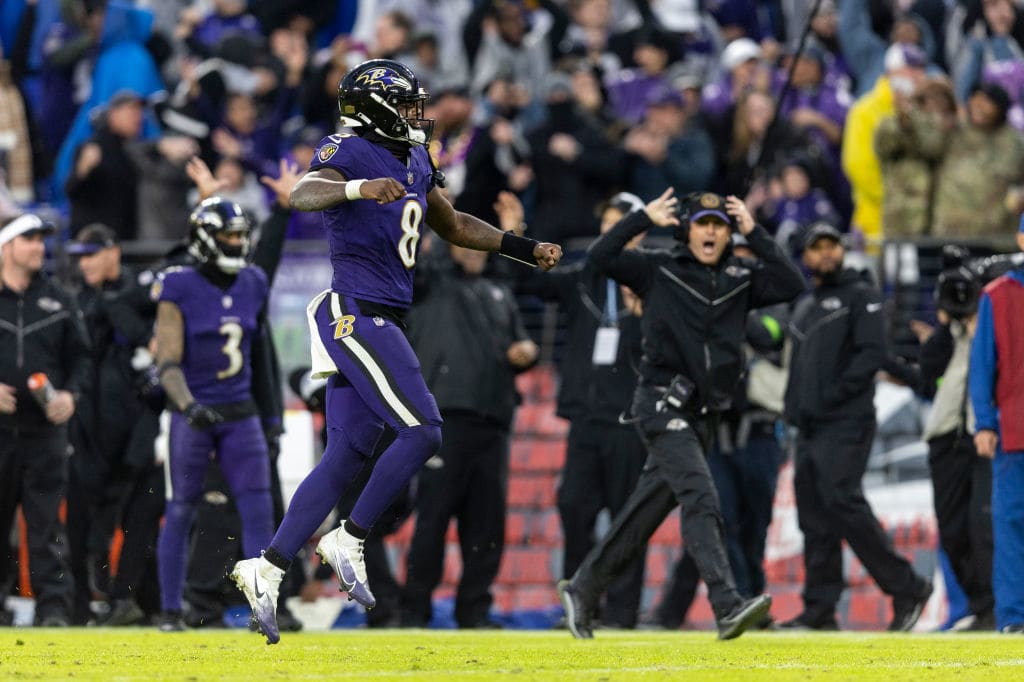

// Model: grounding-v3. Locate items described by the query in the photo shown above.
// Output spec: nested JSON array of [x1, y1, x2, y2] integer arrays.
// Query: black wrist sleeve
[[499, 231, 540, 266]]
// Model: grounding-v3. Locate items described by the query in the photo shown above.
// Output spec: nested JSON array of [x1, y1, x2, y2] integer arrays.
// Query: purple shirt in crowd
[[192, 13, 263, 51], [605, 71, 671, 125]]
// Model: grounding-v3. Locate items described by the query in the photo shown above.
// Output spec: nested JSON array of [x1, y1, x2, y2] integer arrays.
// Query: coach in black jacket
[[0, 214, 90, 626], [781, 223, 932, 632], [557, 189, 804, 640]]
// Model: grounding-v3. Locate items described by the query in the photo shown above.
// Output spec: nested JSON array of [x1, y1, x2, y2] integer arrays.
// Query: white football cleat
[[231, 556, 284, 644], [316, 524, 376, 609]]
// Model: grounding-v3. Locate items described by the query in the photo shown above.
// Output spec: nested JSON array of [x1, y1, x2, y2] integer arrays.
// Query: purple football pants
[[157, 414, 273, 611], [268, 291, 442, 561]]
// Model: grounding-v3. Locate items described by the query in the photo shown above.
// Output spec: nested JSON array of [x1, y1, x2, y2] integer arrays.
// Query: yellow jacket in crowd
[[842, 76, 894, 250]]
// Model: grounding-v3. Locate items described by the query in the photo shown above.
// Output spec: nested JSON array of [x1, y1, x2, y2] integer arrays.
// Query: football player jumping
[[231, 59, 561, 644]]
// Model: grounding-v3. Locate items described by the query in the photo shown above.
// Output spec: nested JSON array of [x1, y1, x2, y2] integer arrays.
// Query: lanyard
[[604, 279, 618, 327]]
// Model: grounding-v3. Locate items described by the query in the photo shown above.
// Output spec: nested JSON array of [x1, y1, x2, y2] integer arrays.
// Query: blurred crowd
[[1, 0, 1024, 251]]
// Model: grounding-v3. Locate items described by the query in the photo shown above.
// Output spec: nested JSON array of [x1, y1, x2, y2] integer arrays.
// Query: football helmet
[[337, 59, 434, 146], [188, 198, 251, 274]]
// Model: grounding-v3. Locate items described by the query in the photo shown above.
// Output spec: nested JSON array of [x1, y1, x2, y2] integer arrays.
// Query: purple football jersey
[[154, 265, 268, 405], [310, 133, 435, 308]]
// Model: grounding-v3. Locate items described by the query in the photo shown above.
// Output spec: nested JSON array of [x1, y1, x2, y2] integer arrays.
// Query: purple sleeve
[[309, 134, 359, 176], [151, 268, 189, 306]]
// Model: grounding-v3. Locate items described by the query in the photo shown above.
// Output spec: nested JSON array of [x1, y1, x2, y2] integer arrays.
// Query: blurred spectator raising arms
[[66, 90, 145, 238], [874, 75, 956, 239], [931, 82, 1024, 245], [624, 85, 715, 205]]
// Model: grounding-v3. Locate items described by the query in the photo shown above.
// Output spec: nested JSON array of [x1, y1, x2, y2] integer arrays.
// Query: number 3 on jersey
[[398, 200, 423, 268], [217, 322, 244, 380]]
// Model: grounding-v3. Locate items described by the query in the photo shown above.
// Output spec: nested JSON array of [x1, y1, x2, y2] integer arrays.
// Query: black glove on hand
[[184, 402, 222, 430]]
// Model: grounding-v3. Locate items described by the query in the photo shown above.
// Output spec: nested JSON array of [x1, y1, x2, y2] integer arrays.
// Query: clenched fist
[[533, 242, 562, 271], [356, 178, 406, 204]]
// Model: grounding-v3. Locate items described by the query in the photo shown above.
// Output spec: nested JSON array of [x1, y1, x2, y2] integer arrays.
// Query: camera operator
[[918, 266, 994, 631], [557, 189, 805, 640]]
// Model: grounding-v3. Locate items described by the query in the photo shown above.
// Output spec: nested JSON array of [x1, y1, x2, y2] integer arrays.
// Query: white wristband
[[344, 179, 366, 201]]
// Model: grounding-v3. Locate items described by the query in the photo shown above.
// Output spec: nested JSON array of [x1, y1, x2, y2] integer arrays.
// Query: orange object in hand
[[27, 372, 55, 408]]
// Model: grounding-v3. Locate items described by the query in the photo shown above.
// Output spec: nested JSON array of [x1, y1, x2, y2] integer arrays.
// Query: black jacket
[[518, 260, 642, 423], [0, 274, 91, 434], [525, 107, 625, 244], [408, 252, 531, 427], [73, 267, 146, 443], [65, 126, 139, 239], [784, 268, 886, 428], [589, 211, 805, 411]]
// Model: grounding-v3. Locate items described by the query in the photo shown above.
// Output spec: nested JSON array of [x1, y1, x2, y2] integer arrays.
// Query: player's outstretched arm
[[426, 188, 562, 271], [290, 168, 406, 211]]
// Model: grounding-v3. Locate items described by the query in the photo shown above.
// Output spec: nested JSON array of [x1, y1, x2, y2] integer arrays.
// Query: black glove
[[184, 402, 223, 430]]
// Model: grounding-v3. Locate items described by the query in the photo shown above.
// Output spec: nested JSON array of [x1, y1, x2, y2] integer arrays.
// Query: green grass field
[[2, 629, 1022, 681]]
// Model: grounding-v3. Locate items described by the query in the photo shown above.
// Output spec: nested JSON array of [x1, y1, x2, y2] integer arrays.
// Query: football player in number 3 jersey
[[231, 59, 562, 644], [152, 199, 275, 632]]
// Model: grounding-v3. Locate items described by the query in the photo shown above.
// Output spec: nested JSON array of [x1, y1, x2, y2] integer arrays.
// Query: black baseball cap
[[802, 221, 842, 249], [67, 223, 118, 255], [687, 192, 730, 224]]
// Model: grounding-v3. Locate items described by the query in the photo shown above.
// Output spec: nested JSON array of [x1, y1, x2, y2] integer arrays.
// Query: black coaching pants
[[572, 387, 742, 621], [557, 418, 648, 627], [794, 418, 920, 619], [0, 428, 73, 622], [402, 411, 509, 628], [927, 430, 994, 617]]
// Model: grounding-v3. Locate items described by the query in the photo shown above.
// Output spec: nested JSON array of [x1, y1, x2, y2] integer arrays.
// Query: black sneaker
[[1001, 624, 1024, 634], [102, 599, 145, 627], [717, 594, 772, 640], [276, 607, 304, 633], [888, 578, 933, 632], [557, 580, 594, 639], [186, 610, 225, 629], [960, 611, 996, 632], [157, 610, 186, 632], [38, 613, 70, 627], [777, 612, 840, 631]]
